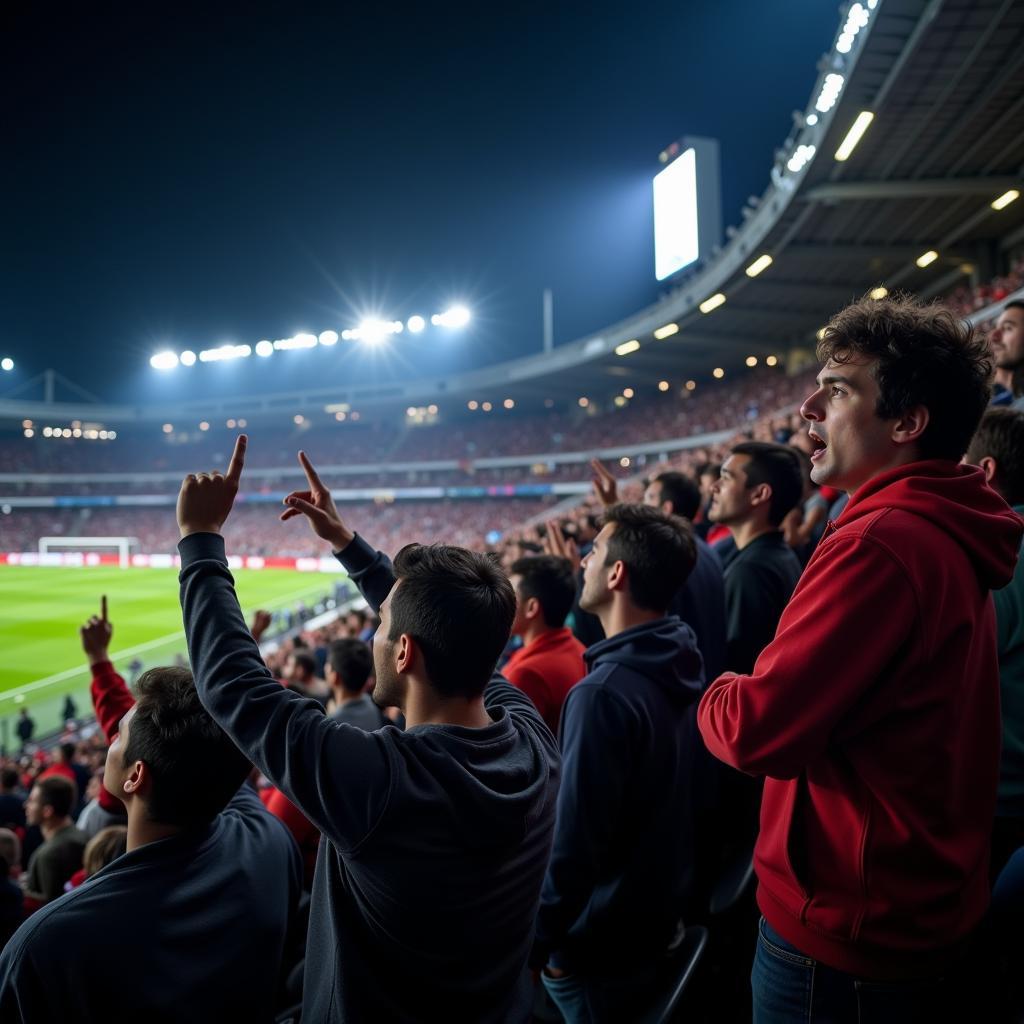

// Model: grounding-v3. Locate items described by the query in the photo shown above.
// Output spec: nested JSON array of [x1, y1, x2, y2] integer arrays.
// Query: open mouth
[[809, 431, 827, 461]]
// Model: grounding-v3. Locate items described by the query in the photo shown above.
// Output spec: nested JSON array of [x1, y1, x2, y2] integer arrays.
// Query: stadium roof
[[2, 0, 1022, 426]]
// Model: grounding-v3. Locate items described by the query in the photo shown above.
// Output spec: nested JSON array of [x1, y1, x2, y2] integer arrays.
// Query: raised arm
[[80, 596, 134, 743], [176, 437, 392, 850]]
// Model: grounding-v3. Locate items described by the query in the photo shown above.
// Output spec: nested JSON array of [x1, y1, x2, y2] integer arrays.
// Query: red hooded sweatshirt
[[698, 460, 1024, 979]]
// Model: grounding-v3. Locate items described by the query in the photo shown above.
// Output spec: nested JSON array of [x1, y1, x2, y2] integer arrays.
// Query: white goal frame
[[39, 536, 139, 569]]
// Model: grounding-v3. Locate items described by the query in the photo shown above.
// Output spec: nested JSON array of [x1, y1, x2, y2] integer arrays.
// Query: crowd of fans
[[2, 292, 1024, 1022]]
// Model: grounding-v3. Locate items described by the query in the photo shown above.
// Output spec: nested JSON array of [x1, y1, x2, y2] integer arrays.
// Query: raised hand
[[543, 519, 581, 574], [250, 609, 273, 642], [177, 434, 247, 538], [80, 595, 113, 667], [280, 451, 354, 552], [590, 458, 619, 507]]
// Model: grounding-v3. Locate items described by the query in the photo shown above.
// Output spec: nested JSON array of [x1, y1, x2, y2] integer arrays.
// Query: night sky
[[2, 3, 839, 403]]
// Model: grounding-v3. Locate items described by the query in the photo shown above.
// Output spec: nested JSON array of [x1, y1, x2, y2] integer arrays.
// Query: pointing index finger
[[298, 451, 324, 491], [101, 595, 107, 622], [226, 434, 247, 484]]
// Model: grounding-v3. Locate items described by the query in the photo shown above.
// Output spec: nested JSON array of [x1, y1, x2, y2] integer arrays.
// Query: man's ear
[[395, 633, 416, 675], [978, 455, 998, 487], [891, 404, 930, 447], [748, 482, 773, 512], [121, 760, 148, 800], [524, 596, 542, 623], [607, 558, 628, 594]]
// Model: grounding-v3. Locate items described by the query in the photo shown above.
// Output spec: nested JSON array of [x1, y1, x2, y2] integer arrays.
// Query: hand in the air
[[80, 595, 113, 667], [280, 451, 355, 552], [177, 435, 247, 538]]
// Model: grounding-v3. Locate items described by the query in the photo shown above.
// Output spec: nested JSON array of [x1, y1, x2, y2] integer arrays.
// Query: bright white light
[[359, 320, 389, 345], [406, 407, 417, 417], [503, 398, 515, 409], [814, 73, 844, 114], [199, 421, 210, 431], [787, 144, 816, 173], [746, 356, 758, 367], [108, 431, 117, 440], [150, 351, 179, 371], [341, 330, 355, 341], [615, 339, 641, 356], [162, 423, 173, 434], [72, 428, 82, 437], [62, 428, 72, 438], [199, 344, 251, 362], [746, 254, 774, 277], [916, 250, 939, 268], [23, 428, 33, 437], [805, 113, 818, 126], [255, 340, 274, 357], [21, 420, 32, 428], [836, 2, 870, 53], [653, 323, 679, 340], [699, 293, 727, 314], [766, 355, 779, 367], [428, 404, 438, 414], [0, 357, 13, 371], [992, 189, 1020, 211], [658, 380, 670, 392], [713, 368, 725, 379], [834, 111, 874, 161], [653, 147, 699, 280], [179, 350, 197, 366], [870, 286, 888, 300], [407, 315, 426, 333], [273, 335, 318, 351], [432, 306, 472, 329], [43, 427, 53, 437], [319, 330, 339, 346], [623, 387, 634, 398]]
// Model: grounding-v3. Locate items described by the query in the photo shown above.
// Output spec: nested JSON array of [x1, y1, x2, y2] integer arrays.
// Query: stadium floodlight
[[432, 305, 472, 329], [992, 189, 1020, 211], [359, 319, 390, 345], [787, 144, 816, 173], [467, 400, 478, 410], [834, 111, 874, 161], [713, 367, 725, 379], [179, 350, 197, 367], [150, 351, 179, 371], [622, 387, 634, 398], [407, 315, 426, 333], [699, 293, 726, 314], [745, 254, 773, 277], [685, 380, 697, 391], [653, 323, 679, 340], [481, 401, 493, 411], [319, 330, 339, 346], [746, 356, 758, 367], [578, 397, 589, 408], [658, 380, 670, 392], [814, 73, 844, 114], [503, 398, 515, 409], [273, 334, 317, 351], [805, 113, 818, 126], [870, 286, 888, 300], [23, 428, 33, 437], [615, 339, 641, 356], [199, 343, 251, 362], [255, 340, 274, 357], [836, 2, 870, 53], [766, 355, 778, 367], [0, 357, 12, 371], [916, 250, 939, 268], [162, 423, 173, 433]]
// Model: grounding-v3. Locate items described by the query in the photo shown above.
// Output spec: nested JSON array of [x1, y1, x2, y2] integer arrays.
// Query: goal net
[[38, 536, 139, 569]]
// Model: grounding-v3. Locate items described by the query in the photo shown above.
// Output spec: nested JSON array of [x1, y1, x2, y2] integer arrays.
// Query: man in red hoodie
[[698, 294, 1023, 1022]]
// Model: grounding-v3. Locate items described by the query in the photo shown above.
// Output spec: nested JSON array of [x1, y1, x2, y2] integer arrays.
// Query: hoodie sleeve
[[333, 533, 396, 612], [532, 680, 636, 966], [178, 533, 393, 851], [698, 532, 920, 778]]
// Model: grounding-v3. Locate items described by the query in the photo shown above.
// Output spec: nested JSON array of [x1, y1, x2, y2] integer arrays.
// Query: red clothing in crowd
[[698, 461, 1024, 979], [263, 787, 319, 887], [503, 627, 587, 737], [37, 764, 75, 785], [89, 661, 138, 815]]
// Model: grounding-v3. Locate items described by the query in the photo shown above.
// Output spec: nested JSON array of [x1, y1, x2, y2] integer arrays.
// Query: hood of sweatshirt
[[838, 460, 1023, 591], [584, 616, 704, 706]]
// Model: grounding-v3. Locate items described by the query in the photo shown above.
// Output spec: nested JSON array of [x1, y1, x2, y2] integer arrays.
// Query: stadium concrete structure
[[2, 0, 1023, 548]]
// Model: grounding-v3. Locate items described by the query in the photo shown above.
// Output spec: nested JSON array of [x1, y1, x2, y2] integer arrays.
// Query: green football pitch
[[0, 565, 344, 745]]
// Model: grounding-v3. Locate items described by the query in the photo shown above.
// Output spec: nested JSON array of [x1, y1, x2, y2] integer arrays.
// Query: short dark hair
[[328, 638, 373, 694], [967, 408, 1024, 506], [730, 441, 805, 526], [0, 768, 18, 791], [1005, 300, 1024, 314], [509, 555, 576, 629], [289, 650, 317, 680], [59, 742, 75, 763], [389, 544, 515, 699], [123, 666, 250, 829], [818, 293, 992, 461], [35, 776, 76, 819], [600, 504, 696, 613], [650, 471, 701, 521]]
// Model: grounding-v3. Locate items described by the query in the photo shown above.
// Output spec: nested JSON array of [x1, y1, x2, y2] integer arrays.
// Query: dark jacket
[[533, 616, 704, 972], [671, 536, 727, 682], [0, 785, 300, 1023], [178, 532, 560, 1024]]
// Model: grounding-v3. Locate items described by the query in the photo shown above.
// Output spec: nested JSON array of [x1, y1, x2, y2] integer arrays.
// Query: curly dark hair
[[817, 293, 992, 461]]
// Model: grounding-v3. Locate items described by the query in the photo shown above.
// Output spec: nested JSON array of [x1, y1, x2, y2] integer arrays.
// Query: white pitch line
[[1, 580, 340, 704]]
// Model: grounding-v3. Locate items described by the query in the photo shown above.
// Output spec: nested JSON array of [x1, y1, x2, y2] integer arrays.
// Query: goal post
[[38, 536, 139, 569]]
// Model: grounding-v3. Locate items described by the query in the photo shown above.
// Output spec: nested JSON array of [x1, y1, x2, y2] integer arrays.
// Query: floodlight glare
[[992, 190, 1020, 211], [653, 323, 679, 340], [615, 339, 641, 356], [179, 350, 197, 366], [0, 357, 13, 371], [814, 74, 844, 114], [834, 111, 874, 161], [699, 293, 727, 314], [916, 250, 939, 268], [150, 351, 179, 371], [870, 286, 888, 300], [255, 340, 274, 357], [359, 320, 389, 345], [407, 315, 426, 334], [433, 305, 471, 329], [713, 367, 725, 379], [319, 330, 339, 346]]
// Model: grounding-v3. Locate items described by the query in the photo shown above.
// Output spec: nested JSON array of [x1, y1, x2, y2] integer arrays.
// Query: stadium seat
[[708, 843, 756, 917], [640, 923, 709, 1024]]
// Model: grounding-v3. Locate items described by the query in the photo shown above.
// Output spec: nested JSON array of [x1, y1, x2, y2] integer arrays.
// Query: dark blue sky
[[1, 3, 838, 401]]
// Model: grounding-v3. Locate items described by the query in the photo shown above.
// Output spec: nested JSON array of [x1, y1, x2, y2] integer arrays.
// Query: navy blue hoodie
[[532, 616, 704, 972]]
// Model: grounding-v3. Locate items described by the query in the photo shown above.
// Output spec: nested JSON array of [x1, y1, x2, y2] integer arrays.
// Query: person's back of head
[[509, 555, 576, 632], [381, 544, 515, 700], [646, 471, 701, 521], [0, 768, 18, 793], [83, 825, 128, 878], [730, 441, 805, 526], [289, 650, 317, 683], [32, 776, 77, 826], [107, 666, 250, 830], [59, 742, 75, 766], [0, 828, 21, 875], [817, 293, 992, 462], [966, 407, 1024, 506], [582, 503, 696, 617], [327, 638, 373, 695]]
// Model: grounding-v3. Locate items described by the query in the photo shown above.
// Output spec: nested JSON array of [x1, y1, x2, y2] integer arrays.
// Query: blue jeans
[[541, 961, 660, 1023], [752, 917, 961, 1023]]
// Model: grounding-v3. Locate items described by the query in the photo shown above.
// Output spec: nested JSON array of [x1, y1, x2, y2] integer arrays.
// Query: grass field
[[0, 565, 344, 744]]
